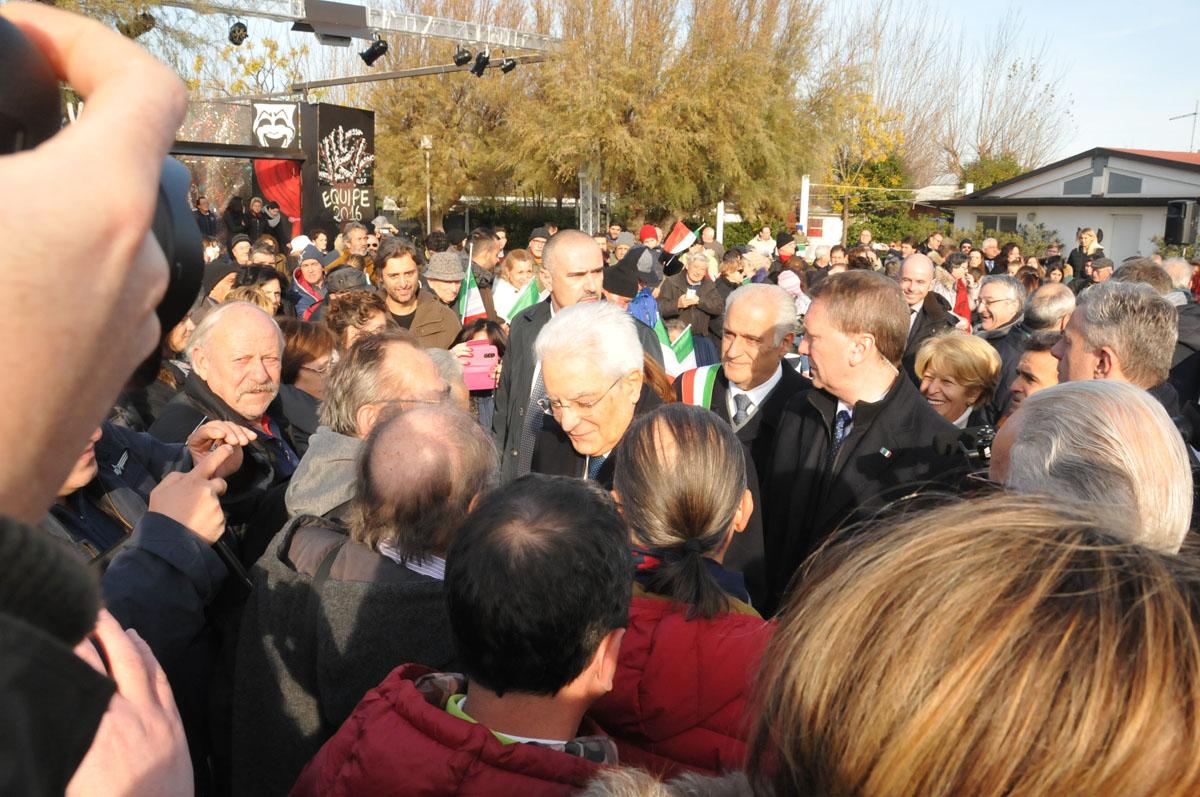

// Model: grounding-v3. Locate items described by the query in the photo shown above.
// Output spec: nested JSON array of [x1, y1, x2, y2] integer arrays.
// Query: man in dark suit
[[763, 271, 969, 616], [492, 230, 663, 483], [899, 253, 957, 383], [529, 302, 655, 488], [675, 283, 810, 606]]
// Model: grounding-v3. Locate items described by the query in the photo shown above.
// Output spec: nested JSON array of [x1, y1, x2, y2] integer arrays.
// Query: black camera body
[[957, 425, 997, 465], [0, 16, 203, 351]]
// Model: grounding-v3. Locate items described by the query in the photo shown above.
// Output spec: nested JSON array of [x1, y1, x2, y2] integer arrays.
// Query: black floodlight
[[469, 49, 490, 77], [360, 34, 388, 66], [499, 57, 517, 73], [453, 44, 472, 67], [228, 20, 248, 46]]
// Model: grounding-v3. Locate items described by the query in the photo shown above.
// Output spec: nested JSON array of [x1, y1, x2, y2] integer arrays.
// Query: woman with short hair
[[915, 332, 1000, 427]]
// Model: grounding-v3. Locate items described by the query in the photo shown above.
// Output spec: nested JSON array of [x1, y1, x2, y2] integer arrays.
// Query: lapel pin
[[879, 447, 893, 459]]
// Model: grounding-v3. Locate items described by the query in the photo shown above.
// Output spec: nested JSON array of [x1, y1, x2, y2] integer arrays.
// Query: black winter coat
[[976, 317, 1029, 421], [762, 377, 968, 615], [901, 292, 957, 384], [150, 373, 299, 567], [229, 516, 457, 797], [657, 272, 725, 339]]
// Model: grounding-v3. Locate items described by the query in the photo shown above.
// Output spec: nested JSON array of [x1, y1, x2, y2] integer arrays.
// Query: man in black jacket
[[530, 301, 654, 488], [763, 271, 968, 616], [229, 405, 496, 796], [975, 274, 1029, 419], [492, 230, 663, 483], [150, 302, 299, 566], [675, 283, 809, 606], [899, 253, 956, 383]]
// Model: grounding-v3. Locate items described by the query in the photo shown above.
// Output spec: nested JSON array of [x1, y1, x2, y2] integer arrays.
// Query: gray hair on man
[[979, 273, 1027, 305], [319, 331, 443, 436], [185, 300, 283, 363], [1074, 281, 1178, 388], [1004, 380, 1192, 553], [726, 283, 797, 345], [535, 301, 642, 381], [813, 245, 831, 262], [1024, 283, 1075, 331], [1163, 257, 1193, 290]]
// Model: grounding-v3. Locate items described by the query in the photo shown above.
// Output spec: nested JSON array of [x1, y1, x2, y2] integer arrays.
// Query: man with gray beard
[[150, 302, 300, 565]]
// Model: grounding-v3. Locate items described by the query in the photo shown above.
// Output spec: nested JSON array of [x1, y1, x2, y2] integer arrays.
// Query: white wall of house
[[798, 213, 844, 252], [951, 205, 1168, 260]]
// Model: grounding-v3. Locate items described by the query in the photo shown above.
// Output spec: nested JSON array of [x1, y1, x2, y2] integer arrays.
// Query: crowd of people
[[10, 5, 1200, 796]]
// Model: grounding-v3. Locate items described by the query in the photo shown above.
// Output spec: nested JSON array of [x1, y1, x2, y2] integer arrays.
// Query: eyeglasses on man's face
[[537, 374, 624, 417]]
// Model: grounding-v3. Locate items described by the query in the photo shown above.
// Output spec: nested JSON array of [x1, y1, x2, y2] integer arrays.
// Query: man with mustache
[[150, 302, 300, 565]]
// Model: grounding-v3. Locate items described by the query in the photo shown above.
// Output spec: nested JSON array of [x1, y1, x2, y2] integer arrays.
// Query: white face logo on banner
[[252, 102, 298, 149]]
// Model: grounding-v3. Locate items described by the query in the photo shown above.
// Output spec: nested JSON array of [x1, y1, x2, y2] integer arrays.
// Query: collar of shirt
[[377, 542, 446, 581], [727, 364, 783, 417], [953, 407, 972, 429]]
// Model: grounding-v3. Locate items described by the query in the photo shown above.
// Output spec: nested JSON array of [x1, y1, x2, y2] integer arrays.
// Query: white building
[[944, 148, 1200, 259]]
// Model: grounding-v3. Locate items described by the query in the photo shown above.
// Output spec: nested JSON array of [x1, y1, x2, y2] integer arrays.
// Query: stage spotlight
[[453, 45, 472, 67], [469, 49, 490, 77], [228, 20, 248, 46], [499, 57, 517, 74], [360, 35, 389, 67]]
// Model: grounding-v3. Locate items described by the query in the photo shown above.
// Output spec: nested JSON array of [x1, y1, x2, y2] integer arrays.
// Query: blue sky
[[931, 0, 1200, 160]]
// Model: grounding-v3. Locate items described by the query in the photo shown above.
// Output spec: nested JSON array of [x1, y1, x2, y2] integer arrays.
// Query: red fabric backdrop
[[253, 159, 302, 225]]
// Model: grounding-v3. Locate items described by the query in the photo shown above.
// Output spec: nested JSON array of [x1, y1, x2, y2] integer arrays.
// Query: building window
[[1063, 174, 1092, 195], [977, 214, 1018, 233], [1108, 172, 1143, 194]]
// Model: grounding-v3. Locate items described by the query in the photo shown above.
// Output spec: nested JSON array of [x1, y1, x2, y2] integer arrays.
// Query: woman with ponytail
[[587, 404, 773, 777]]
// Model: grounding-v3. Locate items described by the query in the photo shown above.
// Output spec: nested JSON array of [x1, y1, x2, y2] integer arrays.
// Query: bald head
[[899, 253, 935, 309], [186, 302, 283, 421], [351, 404, 498, 560], [1024, 283, 1075, 332], [542, 229, 604, 308]]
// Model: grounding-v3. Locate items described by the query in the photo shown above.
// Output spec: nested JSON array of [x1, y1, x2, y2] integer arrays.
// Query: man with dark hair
[[293, 474, 631, 795], [467, 226, 503, 321], [1008, 331, 1061, 414], [764, 271, 967, 615], [194, 195, 218, 237], [263, 200, 291, 251], [232, 405, 496, 796], [376, 236, 460, 348]]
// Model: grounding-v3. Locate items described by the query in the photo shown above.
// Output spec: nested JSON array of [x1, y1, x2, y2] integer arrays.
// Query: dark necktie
[[587, 454, 607, 481], [517, 369, 546, 477], [732, 393, 753, 426], [827, 409, 852, 469]]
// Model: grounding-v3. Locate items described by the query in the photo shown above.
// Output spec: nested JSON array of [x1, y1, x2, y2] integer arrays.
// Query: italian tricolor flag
[[503, 279, 543, 322], [662, 220, 699, 255], [678, 364, 720, 409], [457, 267, 488, 324], [654, 317, 698, 378]]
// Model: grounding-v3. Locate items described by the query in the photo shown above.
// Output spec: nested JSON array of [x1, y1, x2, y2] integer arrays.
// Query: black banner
[[301, 103, 375, 236]]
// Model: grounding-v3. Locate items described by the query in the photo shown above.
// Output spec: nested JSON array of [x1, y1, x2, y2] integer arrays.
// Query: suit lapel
[[711, 370, 731, 422]]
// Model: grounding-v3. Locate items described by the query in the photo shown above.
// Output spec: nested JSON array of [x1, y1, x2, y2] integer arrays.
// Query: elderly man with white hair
[[530, 301, 659, 488], [150, 301, 300, 564], [990, 380, 1192, 554], [1050, 281, 1181, 414]]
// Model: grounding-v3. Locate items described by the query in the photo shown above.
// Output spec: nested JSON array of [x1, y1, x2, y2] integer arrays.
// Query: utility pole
[[419, 135, 433, 234], [1169, 100, 1199, 152]]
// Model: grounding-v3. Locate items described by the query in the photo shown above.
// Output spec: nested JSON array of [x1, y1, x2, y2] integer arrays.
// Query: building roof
[[1112, 149, 1200, 166], [940, 147, 1200, 207]]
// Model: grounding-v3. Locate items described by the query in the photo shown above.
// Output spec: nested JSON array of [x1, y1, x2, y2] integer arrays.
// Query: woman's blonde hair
[[914, 332, 1001, 407], [223, 285, 273, 313], [748, 493, 1200, 796], [500, 248, 534, 282]]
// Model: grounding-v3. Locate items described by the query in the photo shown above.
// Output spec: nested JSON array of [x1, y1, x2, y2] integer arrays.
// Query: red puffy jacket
[[291, 664, 608, 796], [587, 593, 773, 777]]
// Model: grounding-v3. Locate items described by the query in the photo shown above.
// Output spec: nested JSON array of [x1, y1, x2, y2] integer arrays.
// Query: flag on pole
[[503, 279, 544, 322], [662, 220, 698, 255], [654, 317, 698, 378], [456, 266, 488, 324]]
